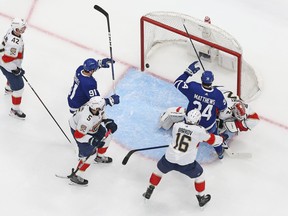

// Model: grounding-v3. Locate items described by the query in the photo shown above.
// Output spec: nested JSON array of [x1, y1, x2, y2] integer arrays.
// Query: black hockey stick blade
[[122, 145, 169, 165], [94, 5, 108, 17]]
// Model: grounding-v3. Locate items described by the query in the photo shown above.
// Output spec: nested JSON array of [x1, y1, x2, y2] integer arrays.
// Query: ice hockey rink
[[0, 0, 288, 215]]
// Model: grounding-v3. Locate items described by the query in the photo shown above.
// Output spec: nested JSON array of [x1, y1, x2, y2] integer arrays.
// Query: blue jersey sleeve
[[68, 66, 100, 109]]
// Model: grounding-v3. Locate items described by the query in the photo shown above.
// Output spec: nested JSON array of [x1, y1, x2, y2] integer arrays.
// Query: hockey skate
[[143, 185, 155, 199], [94, 155, 113, 163], [9, 108, 26, 119], [67, 169, 88, 185], [196, 194, 211, 207], [217, 147, 225, 159]]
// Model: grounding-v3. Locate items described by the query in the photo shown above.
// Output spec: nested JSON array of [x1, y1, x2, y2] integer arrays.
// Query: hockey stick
[[23, 75, 71, 143], [94, 5, 116, 94], [122, 145, 168, 165], [59, 130, 112, 179], [183, 23, 206, 71], [224, 147, 252, 159]]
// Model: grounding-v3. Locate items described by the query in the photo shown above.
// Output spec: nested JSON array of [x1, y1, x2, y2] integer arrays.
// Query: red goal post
[[140, 11, 261, 101]]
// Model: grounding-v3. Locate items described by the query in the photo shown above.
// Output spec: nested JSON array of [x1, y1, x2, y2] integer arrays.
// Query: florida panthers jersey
[[69, 104, 106, 144], [0, 28, 24, 72], [67, 66, 100, 110], [165, 121, 223, 165], [174, 73, 227, 132]]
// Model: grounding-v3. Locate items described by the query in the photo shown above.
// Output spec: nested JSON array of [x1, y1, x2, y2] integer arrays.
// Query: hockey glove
[[98, 58, 115, 68], [105, 94, 120, 106], [103, 118, 118, 133], [89, 137, 105, 148], [185, 61, 200, 76], [11, 67, 25, 76]]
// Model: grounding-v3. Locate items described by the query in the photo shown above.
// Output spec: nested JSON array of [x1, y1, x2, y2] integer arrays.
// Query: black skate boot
[[68, 169, 88, 185], [196, 194, 211, 207], [143, 185, 155, 199], [94, 155, 113, 163], [10, 108, 26, 119]]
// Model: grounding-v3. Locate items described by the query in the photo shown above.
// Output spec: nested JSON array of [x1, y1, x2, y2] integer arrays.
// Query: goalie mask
[[233, 102, 246, 120], [185, 109, 201, 125]]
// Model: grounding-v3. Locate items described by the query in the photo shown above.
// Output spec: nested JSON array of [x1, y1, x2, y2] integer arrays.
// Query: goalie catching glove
[[223, 118, 249, 133]]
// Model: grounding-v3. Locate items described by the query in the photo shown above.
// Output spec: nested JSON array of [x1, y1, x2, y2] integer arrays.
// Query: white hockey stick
[[224, 147, 252, 159]]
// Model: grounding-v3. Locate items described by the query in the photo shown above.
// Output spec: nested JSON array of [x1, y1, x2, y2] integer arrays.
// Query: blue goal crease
[[105, 68, 217, 164]]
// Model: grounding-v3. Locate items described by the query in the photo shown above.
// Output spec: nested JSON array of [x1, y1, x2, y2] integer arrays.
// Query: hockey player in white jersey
[[0, 18, 27, 119], [68, 96, 117, 185], [143, 109, 224, 207], [217, 88, 260, 144]]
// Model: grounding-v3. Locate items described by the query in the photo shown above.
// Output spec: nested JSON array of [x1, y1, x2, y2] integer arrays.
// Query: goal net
[[140, 11, 261, 102]]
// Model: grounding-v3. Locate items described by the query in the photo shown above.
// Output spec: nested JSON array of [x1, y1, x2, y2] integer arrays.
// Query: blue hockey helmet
[[201, 70, 214, 85], [83, 58, 99, 72]]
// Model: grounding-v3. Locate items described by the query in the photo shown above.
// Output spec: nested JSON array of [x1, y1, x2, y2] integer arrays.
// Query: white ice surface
[[0, 0, 288, 216]]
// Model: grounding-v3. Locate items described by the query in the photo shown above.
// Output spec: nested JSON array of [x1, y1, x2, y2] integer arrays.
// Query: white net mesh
[[141, 11, 261, 101]]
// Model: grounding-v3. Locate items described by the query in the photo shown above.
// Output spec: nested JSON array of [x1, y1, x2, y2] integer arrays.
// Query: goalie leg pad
[[159, 107, 185, 130]]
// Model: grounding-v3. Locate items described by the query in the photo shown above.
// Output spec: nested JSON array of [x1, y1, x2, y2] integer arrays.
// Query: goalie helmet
[[201, 70, 214, 85], [11, 18, 26, 32], [233, 101, 246, 120], [88, 96, 105, 111], [185, 109, 202, 125], [83, 58, 99, 72]]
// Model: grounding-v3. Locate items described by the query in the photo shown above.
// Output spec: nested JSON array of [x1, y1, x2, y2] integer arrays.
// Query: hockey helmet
[[88, 96, 105, 111], [201, 70, 214, 85], [233, 101, 246, 120], [185, 109, 202, 125], [204, 16, 211, 24], [83, 58, 99, 72], [11, 18, 26, 33]]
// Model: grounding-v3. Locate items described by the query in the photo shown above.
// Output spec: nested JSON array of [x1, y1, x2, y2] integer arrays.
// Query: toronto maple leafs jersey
[[174, 73, 227, 131], [67, 65, 100, 110]]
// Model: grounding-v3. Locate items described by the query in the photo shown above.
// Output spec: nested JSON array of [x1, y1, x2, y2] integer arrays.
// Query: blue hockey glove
[[89, 137, 105, 148], [185, 61, 200, 76], [98, 58, 115, 68], [103, 118, 118, 133], [105, 94, 120, 106], [12, 67, 25, 76]]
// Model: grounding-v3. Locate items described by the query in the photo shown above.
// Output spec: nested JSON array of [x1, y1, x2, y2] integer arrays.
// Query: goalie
[[217, 88, 260, 143], [159, 88, 260, 146]]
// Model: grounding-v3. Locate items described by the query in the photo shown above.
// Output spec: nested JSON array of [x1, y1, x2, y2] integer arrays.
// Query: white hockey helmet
[[232, 101, 246, 120], [88, 96, 105, 111], [185, 109, 202, 125], [11, 18, 26, 33]]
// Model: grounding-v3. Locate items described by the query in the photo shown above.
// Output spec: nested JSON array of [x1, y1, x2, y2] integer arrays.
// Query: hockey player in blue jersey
[[173, 61, 227, 158], [67, 58, 120, 113]]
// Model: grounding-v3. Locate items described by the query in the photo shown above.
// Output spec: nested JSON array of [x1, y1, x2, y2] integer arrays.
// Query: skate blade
[[9, 113, 26, 120]]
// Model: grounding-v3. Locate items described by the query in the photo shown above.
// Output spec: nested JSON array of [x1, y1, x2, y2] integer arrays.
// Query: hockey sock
[[149, 173, 162, 186]]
